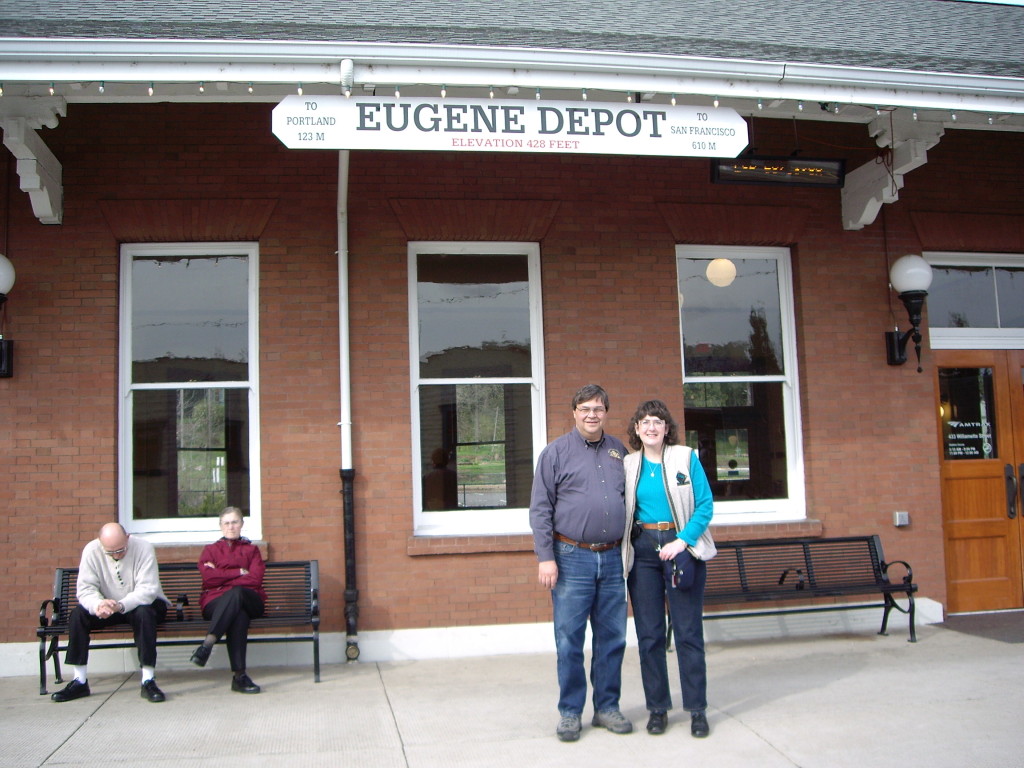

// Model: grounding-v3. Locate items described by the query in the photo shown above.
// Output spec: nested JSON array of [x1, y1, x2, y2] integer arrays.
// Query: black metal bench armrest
[[881, 559, 914, 585], [38, 598, 59, 630]]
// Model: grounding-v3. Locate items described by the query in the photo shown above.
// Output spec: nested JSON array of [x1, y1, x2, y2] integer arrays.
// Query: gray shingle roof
[[2, 0, 1023, 78]]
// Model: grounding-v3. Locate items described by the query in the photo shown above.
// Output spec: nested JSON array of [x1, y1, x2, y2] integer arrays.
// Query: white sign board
[[272, 96, 748, 158]]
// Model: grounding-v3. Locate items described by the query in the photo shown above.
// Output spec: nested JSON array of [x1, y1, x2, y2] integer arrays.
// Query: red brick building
[[1, 1, 1023, 672]]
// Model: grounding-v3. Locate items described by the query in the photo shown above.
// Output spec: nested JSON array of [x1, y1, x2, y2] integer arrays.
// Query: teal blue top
[[636, 456, 673, 523]]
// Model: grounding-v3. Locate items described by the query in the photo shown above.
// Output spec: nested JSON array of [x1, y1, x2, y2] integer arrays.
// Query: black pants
[[65, 600, 168, 667], [202, 586, 265, 672]]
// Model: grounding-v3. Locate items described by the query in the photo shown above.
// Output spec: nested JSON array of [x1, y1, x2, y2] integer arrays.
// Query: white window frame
[[409, 241, 546, 536], [118, 242, 262, 544], [676, 245, 806, 524], [925, 251, 1024, 350]]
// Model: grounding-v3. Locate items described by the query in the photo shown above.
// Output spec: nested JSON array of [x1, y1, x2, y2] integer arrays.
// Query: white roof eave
[[1, 38, 1023, 113]]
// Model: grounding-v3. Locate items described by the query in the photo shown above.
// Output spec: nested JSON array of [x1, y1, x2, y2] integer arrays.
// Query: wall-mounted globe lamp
[[885, 254, 933, 373], [0, 252, 15, 377]]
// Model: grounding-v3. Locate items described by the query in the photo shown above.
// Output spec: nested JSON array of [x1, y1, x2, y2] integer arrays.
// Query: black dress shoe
[[51, 679, 91, 702], [646, 710, 668, 734], [140, 679, 166, 702], [690, 710, 710, 738], [231, 673, 261, 694], [190, 644, 211, 667]]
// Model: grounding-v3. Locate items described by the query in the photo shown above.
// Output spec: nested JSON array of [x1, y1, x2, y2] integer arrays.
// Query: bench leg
[[881, 593, 917, 643], [313, 632, 321, 683], [38, 636, 63, 695]]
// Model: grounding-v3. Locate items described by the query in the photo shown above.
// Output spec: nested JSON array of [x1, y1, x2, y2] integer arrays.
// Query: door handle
[[1006, 464, 1018, 519]]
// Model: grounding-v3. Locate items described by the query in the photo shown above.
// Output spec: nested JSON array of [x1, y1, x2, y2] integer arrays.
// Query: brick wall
[[2, 103, 1022, 643]]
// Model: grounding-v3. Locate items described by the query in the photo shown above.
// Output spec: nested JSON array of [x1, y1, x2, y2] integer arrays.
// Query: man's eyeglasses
[[104, 546, 128, 557], [639, 419, 666, 428], [576, 406, 606, 416]]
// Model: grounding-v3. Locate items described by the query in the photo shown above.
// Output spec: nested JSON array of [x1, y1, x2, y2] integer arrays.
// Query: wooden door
[[936, 350, 1024, 613]]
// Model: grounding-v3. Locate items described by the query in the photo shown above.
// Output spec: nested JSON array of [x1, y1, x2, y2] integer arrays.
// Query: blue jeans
[[627, 529, 707, 712], [552, 540, 627, 716]]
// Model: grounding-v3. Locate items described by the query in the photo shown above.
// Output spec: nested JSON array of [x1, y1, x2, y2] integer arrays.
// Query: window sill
[[407, 533, 535, 556]]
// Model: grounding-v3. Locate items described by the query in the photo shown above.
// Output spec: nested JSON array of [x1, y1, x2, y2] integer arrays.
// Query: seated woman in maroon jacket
[[190, 506, 267, 693]]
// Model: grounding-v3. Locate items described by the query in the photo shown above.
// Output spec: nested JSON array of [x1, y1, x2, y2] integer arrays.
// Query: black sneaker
[[190, 644, 211, 667], [51, 679, 91, 702], [231, 673, 261, 694], [690, 710, 710, 738], [646, 710, 668, 734], [140, 679, 166, 702]]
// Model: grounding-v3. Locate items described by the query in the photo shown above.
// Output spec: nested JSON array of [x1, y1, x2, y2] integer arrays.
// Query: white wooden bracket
[[841, 112, 944, 231], [0, 97, 66, 225]]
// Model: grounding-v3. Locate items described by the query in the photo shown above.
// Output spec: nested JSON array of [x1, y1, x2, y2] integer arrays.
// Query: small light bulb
[[581, 88, 587, 101], [343, 86, 351, 98], [148, 83, 154, 96], [395, 86, 401, 98], [912, 109, 918, 120], [713, 96, 719, 108], [297, 83, 303, 95], [671, 94, 677, 106], [797, 100, 804, 111], [49, 82, 55, 96], [988, 116, 994, 125], [834, 103, 840, 114], [535, 88, 541, 100], [98, 82, 105, 94], [950, 111, 957, 122], [247, 82, 253, 94], [440, 85, 447, 98], [626, 92, 633, 103], [198, 82, 205, 93], [0, 83, 4, 97], [489, 86, 494, 99], [757, 99, 763, 110]]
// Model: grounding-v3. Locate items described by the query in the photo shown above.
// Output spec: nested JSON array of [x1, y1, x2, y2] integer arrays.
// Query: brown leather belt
[[641, 522, 676, 531], [555, 532, 622, 552]]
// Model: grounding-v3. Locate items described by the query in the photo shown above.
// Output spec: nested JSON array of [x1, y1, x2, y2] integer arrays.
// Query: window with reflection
[[410, 243, 545, 536], [121, 244, 260, 540], [929, 262, 1024, 329], [677, 246, 804, 520]]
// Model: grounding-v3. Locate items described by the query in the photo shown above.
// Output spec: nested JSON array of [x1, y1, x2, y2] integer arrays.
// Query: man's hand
[[538, 560, 558, 590], [95, 598, 120, 619]]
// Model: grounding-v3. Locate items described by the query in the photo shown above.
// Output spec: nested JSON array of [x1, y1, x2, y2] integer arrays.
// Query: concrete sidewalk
[[4, 622, 1022, 768]]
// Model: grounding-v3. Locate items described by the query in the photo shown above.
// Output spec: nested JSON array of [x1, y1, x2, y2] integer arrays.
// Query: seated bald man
[[51, 523, 171, 703]]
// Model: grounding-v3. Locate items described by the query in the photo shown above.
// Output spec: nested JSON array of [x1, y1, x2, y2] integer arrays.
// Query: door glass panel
[[938, 367, 997, 460]]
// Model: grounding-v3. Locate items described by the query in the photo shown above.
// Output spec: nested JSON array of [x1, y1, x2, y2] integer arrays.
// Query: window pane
[[995, 267, 1024, 328], [938, 368, 997, 460], [417, 253, 531, 378], [683, 381, 788, 500], [419, 383, 534, 510], [678, 257, 784, 375], [928, 266, 997, 328], [133, 388, 250, 518], [132, 255, 249, 382]]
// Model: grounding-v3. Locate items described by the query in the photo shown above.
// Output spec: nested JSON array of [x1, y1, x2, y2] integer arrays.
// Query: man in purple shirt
[[530, 384, 632, 742]]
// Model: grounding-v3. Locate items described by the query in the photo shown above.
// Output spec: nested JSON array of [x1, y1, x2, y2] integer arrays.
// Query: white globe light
[[889, 254, 932, 294], [706, 258, 737, 287], [0, 253, 15, 295]]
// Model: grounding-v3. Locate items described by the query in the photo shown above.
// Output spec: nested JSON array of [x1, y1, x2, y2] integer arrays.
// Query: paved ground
[[5, 621, 1023, 767]]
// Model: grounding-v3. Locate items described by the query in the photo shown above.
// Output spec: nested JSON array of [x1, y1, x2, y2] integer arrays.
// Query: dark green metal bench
[[699, 535, 917, 642], [37, 560, 320, 694]]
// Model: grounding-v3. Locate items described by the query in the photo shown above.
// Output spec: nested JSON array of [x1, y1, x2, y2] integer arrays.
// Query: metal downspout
[[337, 149, 359, 661]]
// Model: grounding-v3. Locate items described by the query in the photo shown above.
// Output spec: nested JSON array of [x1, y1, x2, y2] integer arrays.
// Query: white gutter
[[337, 149, 352, 470], [2, 39, 1024, 113]]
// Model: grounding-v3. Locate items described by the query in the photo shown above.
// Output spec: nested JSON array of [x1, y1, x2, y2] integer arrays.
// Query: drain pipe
[[336, 149, 360, 662]]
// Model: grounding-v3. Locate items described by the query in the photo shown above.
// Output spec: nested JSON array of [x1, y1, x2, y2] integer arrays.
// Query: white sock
[[140, 666, 155, 683], [72, 665, 88, 683]]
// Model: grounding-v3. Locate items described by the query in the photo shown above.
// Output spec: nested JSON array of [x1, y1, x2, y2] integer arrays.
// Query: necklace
[[644, 456, 661, 478]]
